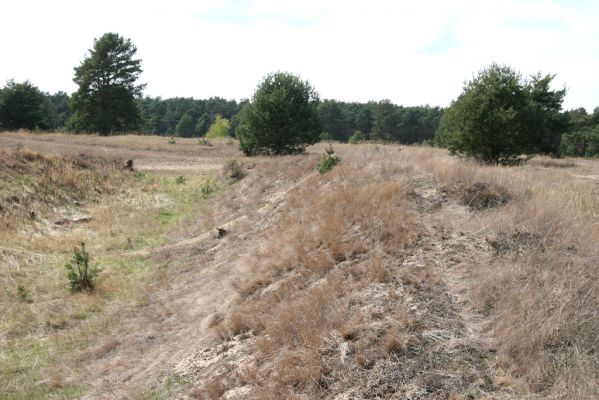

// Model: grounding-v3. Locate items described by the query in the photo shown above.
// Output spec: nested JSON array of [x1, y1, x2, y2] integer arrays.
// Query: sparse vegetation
[[2, 130, 599, 399], [315, 144, 341, 174], [65, 242, 98, 292], [16, 283, 33, 303], [200, 177, 217, 197]]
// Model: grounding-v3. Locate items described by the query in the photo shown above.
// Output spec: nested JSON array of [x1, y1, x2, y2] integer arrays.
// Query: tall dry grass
[[411, 147, 599, 398], [208, 149, 424, 397]]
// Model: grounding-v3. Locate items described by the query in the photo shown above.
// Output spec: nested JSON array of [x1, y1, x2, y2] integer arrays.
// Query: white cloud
[[0, 0, 597, 109]]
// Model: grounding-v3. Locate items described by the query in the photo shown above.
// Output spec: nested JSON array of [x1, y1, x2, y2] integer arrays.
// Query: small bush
[[223, 159, 245, 182], [200, 178, 217, 198], [319, 131, 332, 142], [348, 131, 364, 144], [316, 144, 341, 175], [168, 136, 176, 144], [65, 242, 99, 292], [175, 175, 186, 184], [205, 114, 231, 139], [17, 284, 33, 303]]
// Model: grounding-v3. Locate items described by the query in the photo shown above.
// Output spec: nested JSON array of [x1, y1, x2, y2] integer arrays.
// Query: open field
[[1, 132, 598, 399]]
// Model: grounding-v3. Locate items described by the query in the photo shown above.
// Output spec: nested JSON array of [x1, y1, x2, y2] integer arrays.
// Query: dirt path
[[406, 176, 517, 399]]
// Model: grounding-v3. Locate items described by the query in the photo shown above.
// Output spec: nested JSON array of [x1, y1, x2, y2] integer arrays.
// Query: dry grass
[[411, 147, 599, 398], [0, 138, 236, 399], [209, 148, 430, 396], [4, 134, 598, 399], [0, 147, 128, 231]]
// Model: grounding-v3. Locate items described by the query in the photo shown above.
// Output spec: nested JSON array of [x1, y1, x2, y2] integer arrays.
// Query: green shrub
[[168, 136, 176, 144], [198, 138, 213, 146], [200, 178, 217, 198], [65, 242, 99, 292], [319, 132, 332, 142], [17, 284, 33, 303], [348, 131, 364, 144], [205, 114, 230, 139], [175, 175, 186, 184], [316, 145, 341, 175], [236, 71, 320, 155]]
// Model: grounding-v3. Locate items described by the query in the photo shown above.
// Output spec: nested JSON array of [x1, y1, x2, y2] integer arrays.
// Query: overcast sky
[[1, 0, 598, 110]]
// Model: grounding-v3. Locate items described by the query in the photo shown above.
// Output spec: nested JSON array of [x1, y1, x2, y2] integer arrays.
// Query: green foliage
[[0, 80, 51, 130], [316, 144, 341, 174], [560, 126, 599, 157], [372, 99, 397, 141], [68, 33, 145, 135], [137, 97, 242, 137], [197, 138, 212, 146], [319, 131, 332, 142], [168, 136, 176, 144], [200, 178, 216, 198], [205, 114, 230, 138], [437, 63, 566, 165], [318, 100, 348, 141], [174, 175, 186, 184], [175, 113, 195, 137], [16, 284, 33, 303], [236, 71, 321, 155], [65, 243, 99, 293], [348, 131, 364, 144], [223, 159, 245, 182]]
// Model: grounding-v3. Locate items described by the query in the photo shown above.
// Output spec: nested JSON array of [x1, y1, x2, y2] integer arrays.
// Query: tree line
[[0, 32, 443, 145], [0, 81, 443, 145], [1, 32, 598, 158]]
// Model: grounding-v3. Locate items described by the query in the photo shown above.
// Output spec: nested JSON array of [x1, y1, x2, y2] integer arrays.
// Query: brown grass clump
[[459, 181, 510, 210], [381, 328, 410, 355]]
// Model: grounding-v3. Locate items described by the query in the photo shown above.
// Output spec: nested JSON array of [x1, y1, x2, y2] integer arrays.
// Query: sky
[[1, 0, 598, 110]]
